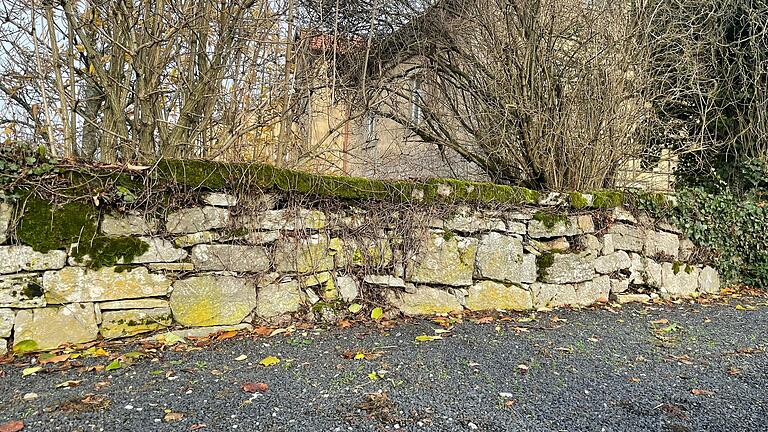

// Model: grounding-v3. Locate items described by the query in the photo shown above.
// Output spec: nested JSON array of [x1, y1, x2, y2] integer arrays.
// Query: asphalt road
[[1, 297, 767, 432]]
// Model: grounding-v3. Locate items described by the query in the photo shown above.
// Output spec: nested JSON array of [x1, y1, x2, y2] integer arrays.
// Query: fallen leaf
[[337, 320, 353, 329], [12, 340, 38, 354], [253, 326, 274, 336], [504, 399, 517, 408], [216, 330, 238, 340], [39, 354, 70, 364], [371, 307, 384, 320], [650, 319, 669, 325], [105, 359, 121, 371], [433, 328, 452, 334], [517, 364, 529, 373], [415, 335, 442, 342], [234, 355, 248, 361], [348, 303, 363, 313], [164, 412, 184, 422], [55, 380, 82, 389], [735, 304, 757, 311], [691, 388, 715, 396], [241, 382, 269, 393], [190, 424, 207, 430], [474, 316, 494, 324], [627, 377, 641, 383], [159, 333, 186, 346], [0, 420, 24, 432], [259, 356, 280, 367], [367, 371, 379, 380], [671, 354, 694, 365], [354, 352, 366, 360], [22, 367, 42, 377]]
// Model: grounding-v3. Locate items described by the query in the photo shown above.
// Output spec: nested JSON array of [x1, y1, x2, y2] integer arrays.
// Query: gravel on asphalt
[[1, 298, 767, 432]]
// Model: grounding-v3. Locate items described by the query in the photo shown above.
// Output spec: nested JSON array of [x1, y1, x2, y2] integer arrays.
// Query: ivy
[[637, 187, 768, 287]]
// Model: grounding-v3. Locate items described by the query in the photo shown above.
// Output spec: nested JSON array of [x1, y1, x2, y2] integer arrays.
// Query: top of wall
[[92, 159, 631, 209]]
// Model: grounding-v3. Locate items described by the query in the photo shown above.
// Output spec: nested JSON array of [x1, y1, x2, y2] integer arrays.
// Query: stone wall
[[0, 189, 720, 355]]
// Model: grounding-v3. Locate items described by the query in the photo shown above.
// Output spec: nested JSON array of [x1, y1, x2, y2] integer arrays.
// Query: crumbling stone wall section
[[0, 187, 719, 354]]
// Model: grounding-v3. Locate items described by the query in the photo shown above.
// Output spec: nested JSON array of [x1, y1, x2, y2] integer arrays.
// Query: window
[[410, 77, 424, 124], [362, 112, 378, 152]]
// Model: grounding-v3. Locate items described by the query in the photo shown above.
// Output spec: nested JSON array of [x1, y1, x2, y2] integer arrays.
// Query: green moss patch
[[16, 194, 99, 253], [16, 192, 148, 268], [533, 211, 568, 229], [155, 159, 540, 205], [536, 251, 558, 281], [569, 192, 589, 209], [591, 190, 624, 208]]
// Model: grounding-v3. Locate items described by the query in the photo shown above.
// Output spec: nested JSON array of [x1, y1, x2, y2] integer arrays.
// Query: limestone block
[[610, 278, 630, 294], [442, 211, 506, 233], [44, 266, 172, 304], [0, 339, 6, 355], [203, 192, 238, 207], [583, 235, 602, 252], [170, 276, 257, 326], [385, 286, 463, 316], [100, 307, 173, 338], [616, 294, 651, 304], [602, 234, 615, 255], [191, 244, 270, 272], [273, 236, 334, 274], [0, 246, 67, 275], [528, 215, 592, 239], [594, 251, 632, 274], [629, 253, 646, 285], [532, 276, 609, 308], [363, 275, 407, 288], [332, 235, 393, 268], [406, 232, 477, 287], [505, 221, 527, 235], [147, 263, 195, 272], [660, 263, 700, 299], [13, 304, 98, 351], [0, 273, 45, 308], [698, 266, 721, 294], [678, 239, 695, 262], [238, 231, 281, 245], [466, 280, 532, 312], [542, 252, 596, 284], [531, 237, 570, 253], [166, 206, 230, 234], [0, 202, 12, 243], [337, 276, 359, 302], [475, 232, 524, 284], [98, 298, 169, 310], [255, 280, 302, 318], [243, 209, 326, 231], [521, 254, 537, 284], [174, 231, 222, 248], [130, 237, 187, 263], [644, 258, 663, 288], [101, 213, 158, 236], [0, 308, 13, 337], [611, 207, 637, 224], [606, 224, 645, 252], [644, 231, 680, 259]]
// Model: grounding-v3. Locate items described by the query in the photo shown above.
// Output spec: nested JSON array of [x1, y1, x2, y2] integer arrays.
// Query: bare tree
[[0, 0, 293, 163], [642, 0, 768, 187], [303, 0, 652, 190]]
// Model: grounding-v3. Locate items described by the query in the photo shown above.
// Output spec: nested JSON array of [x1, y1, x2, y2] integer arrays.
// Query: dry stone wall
[[0, 190, 720, 354]]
